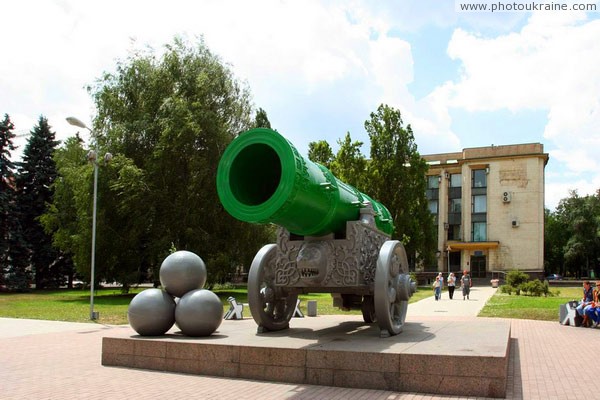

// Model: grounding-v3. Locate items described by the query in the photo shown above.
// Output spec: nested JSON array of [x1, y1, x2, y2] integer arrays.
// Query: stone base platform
[[102, 315, 510, 398]]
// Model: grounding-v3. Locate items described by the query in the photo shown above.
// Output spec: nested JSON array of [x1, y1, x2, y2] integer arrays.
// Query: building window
[[448, 224, 462, 240], [473, 222, 487, 241], [472, 195, 487, 213], [427, 175, 439, 189], [428, 199, 438, 214], [449, 198, 461, 213], [472, 169, 487, 188], [450, 173, 462, 187]]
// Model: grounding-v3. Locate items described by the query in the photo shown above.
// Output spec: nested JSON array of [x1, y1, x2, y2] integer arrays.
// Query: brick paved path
[[1, 316, 596, 399]]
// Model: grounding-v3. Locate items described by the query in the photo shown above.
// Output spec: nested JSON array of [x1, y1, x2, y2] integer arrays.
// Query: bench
[[224, 297, 304, 320], [224, 296, 244, 320], [559, 301, 583, 326]]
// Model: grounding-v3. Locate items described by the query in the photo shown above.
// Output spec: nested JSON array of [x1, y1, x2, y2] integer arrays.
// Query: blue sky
[[2, 0, 600, 210]]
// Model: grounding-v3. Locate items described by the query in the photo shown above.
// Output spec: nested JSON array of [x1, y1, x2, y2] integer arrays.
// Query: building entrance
[[470, 255, 486, 278], [449, 251, 461, 273]]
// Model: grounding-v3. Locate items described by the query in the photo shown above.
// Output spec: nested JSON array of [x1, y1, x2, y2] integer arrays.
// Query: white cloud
[[550, 148, 598, 174], [545, 178, 600, 210], [5, 0, 598, 215], [2, 0, 427, 150], [439, 10, 600, 206], [368, 36, 413, 97], [411, 83, 462, 153]]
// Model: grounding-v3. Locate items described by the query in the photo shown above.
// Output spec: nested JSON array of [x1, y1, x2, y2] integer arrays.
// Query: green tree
[[330, 132, 367, 189], [0, 114, 17, 280], [4, 212, 30, 291], [364, 104, 436, 268], [307, 140, 334, 169], [253, 107, 272, 129], [554, 190, 600, 278], [86, 36, 272, 285], [544, 208, 568, 276], [16, 116, 63, 288], [0, 114, 30, 290], [40, 135, 90, 285]]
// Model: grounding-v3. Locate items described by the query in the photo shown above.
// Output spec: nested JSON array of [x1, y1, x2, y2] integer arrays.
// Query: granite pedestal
[[102, 315, 510, 398]]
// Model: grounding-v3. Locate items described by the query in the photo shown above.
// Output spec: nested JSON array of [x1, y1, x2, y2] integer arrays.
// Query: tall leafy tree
[[16, 116, 62, 288], [40, 135, 91, 286], [544, 208, 568, 276], [308, 105, 436, 269], [553, 190, 600, 278], [364, 104, 436, 267], [330, 132, 367, 189], [307, 140, 334, 169], [0, 114, 30, 290], [85, 36, 272, 285], [253, 107, 272, 129]]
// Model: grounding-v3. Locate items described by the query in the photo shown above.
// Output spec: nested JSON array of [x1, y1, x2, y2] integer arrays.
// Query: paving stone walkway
[[1, 285, 595, 399]]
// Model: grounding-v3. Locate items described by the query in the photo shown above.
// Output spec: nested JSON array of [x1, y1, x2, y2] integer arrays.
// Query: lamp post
[[66, 117, 111, 320]]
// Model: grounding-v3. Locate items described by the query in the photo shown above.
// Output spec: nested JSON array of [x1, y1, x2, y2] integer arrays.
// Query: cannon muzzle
[[216, 128, 393, 237]]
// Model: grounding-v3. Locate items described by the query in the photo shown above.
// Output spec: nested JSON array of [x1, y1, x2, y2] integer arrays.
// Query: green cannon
[[217, 128, 416, 337], [216, 128, 393, 237]]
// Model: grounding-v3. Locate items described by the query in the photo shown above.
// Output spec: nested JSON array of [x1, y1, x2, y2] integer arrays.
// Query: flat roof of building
[[423, 142, 549, 166]]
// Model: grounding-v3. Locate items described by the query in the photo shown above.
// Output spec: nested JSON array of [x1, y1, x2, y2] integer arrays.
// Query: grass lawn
[[0, 285, 582, 325], [478, 287, 582, 320], [0, 285, 434, 325], [0, 287, 147, 325]]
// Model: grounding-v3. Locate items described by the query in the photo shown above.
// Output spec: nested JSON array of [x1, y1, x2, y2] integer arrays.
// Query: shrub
[[518, 281, 530, 295], [520, 279, 551, 296], [500, 284, 513, 295], [409, 272, 418, 284], [211, 282, 235, 291], [501, 271, 562, 297], [542, 280, 550, 297], [506, 270, 529, 288], [520, 279, 545, 296]]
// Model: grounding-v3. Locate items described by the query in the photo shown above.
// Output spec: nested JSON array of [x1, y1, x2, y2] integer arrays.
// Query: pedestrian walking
[[433, 276, 441, 301], [447, 272, 456, 300], [461, 270, 472, 300]]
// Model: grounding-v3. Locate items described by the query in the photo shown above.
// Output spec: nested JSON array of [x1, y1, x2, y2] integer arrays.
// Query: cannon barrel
[[216, 128, 393, 237]]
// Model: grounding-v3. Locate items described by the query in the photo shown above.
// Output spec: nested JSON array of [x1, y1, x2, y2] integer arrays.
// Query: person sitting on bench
[[584, 280, 600, 328], [577, 281, 594, 327]]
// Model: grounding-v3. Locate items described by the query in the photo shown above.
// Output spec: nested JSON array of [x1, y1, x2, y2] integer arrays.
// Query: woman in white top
[[447, 272, 456, 300]]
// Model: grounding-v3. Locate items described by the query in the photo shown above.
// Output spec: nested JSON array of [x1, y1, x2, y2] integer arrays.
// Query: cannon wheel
[[248, 244, 298, 332], [374, 240, 409, 337], [361, 295, 376, 323]]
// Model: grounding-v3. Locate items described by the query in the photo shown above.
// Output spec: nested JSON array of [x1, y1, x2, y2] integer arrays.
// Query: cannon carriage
[[217, 128, 416, 337]]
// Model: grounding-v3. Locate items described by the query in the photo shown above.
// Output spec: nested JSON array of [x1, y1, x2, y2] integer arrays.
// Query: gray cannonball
[[160, 250, 207, 298], [128, 289, 175, 336], [175, 289, 223, 337]]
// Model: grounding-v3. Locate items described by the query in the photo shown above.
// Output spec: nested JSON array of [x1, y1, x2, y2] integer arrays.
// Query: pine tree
[[16, 116, 62, 288], [0, 114, 16, 265], [0, 114, 17, 287], [0, 114, 31, 290]]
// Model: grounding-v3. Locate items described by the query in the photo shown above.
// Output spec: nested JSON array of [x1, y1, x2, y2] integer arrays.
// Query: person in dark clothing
[[461, 270, 471, 300], [577, 281, 594, 327]]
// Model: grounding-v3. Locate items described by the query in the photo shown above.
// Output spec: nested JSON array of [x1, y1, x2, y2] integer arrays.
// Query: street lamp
[[66, 117, 111, 320]]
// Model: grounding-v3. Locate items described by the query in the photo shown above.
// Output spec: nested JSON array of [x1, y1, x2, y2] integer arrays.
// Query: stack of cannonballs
[[127, 250, 223, 337]]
